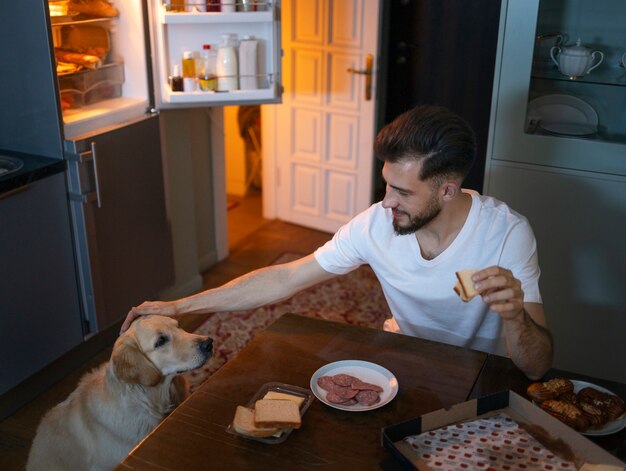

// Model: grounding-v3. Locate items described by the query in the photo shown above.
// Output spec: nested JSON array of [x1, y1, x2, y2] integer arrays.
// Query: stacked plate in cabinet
[[527, 94, 598, 137]]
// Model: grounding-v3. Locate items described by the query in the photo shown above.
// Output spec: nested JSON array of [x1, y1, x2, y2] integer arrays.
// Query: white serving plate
[[310, 360, 398, 412], [571, 380, 626, 436], [527, 94, 598, 136]]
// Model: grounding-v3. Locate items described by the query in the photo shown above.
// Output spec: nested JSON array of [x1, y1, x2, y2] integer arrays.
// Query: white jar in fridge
[[217, 34, 239, 91], [239, 36, 258, 90], [221, 0, 236, 12]]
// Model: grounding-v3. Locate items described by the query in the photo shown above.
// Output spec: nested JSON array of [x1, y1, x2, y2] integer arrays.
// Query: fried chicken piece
[[540, 399, 590, 431], [527, 378, 574, 402], [578, 387, 625, 421]]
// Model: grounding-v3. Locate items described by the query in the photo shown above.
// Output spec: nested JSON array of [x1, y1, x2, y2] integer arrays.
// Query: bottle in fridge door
[[182, 50, 197, 91], [216, 33, 239, 91], [198, 44, 217, 92]]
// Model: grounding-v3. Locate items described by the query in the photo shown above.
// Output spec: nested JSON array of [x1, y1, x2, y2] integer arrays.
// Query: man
[[122, 105, 553, 379]]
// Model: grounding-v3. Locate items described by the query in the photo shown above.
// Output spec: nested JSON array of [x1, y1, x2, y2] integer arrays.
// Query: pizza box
[[381, 390, 624, 470]]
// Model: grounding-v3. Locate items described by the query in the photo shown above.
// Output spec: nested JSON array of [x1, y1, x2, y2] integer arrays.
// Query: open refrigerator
[[51, 0, 282, 137], [47, 0, 282, 334]]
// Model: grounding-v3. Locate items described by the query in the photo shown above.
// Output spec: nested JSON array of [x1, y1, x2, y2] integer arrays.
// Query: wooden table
[[116, 314, 625, 470]]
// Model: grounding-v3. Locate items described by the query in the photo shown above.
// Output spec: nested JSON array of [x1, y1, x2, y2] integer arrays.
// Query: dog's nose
[[200, 338, 213, 355]]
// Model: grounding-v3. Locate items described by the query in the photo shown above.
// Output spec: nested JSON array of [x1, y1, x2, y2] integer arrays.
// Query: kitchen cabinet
[[484, 0, 626, 382], [65, 116, 174, 333], [0, 170, 84, 396], [488, 0, 626, 175]]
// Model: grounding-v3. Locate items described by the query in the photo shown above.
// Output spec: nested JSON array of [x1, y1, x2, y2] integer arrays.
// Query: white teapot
[[551, 38, 604, 78]]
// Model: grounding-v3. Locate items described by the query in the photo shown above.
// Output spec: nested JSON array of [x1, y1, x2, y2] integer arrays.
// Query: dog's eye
[[154, 334, 169, 348]]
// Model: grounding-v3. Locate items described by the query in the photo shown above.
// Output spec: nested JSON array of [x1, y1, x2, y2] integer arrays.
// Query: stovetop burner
[[0, 156, 24, 177]]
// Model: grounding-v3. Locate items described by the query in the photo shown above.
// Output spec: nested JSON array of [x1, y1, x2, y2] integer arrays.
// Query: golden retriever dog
[[26, 316, 212, 471]]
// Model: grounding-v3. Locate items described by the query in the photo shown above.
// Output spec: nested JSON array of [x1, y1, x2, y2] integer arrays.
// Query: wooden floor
[[0, 194, 332, 471]]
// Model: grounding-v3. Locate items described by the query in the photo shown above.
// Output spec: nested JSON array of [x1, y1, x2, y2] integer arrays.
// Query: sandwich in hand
[[454, 269, 479, 302]]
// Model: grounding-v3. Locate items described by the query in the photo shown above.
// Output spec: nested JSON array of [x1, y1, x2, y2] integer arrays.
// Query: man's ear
[[441, 181, 460, 200]]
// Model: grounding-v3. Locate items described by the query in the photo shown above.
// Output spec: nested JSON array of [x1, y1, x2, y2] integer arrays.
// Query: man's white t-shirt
[[314, 191, 542, 356]]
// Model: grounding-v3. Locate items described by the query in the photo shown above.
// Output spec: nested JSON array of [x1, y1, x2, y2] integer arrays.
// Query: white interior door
[[264, 0, 381, 233]]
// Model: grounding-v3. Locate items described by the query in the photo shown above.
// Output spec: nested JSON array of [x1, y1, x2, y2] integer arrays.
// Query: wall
[[224, 106, 248, 197], [159, 108, 219, 299]]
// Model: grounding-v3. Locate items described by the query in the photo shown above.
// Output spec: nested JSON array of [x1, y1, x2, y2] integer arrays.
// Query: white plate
[[570, 380, 626, 436], [539, 122, 597, 137], [527, 94, 598, 133], [310, 360, 398, 411]]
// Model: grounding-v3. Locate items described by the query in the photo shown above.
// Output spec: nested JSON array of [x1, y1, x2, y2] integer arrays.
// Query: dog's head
[[111, 316, 213, 386]]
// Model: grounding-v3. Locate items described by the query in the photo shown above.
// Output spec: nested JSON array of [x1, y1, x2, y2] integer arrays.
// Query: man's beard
[[392, 199, 441, 235]]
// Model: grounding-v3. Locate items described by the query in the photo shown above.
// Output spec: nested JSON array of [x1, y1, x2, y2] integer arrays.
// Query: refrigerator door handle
[[68, 142, 102, 208], [68, 191, 99, 204], [90, 141, 102, 209]]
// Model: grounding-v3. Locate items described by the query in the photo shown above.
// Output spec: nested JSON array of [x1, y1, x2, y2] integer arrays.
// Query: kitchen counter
[[0, 157, 84, 409], [0, 150, 65, 195]]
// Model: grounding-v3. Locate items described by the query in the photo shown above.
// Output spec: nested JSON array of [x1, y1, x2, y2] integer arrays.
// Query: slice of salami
[[356, 390, 381, 406], [317, 376, 336, 391], [351, 380, 384, 392], [340, 398, 358, 406], [335, 387, 358, 400], [331, 373, 360, 387], [326, 392, 356, 404]]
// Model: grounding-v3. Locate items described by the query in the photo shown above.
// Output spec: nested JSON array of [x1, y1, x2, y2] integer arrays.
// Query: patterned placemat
[[401, 412, 577, 470]]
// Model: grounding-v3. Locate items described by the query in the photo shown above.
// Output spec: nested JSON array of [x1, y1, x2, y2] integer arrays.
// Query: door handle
[[90, 141, 102, 209], [69, 141, 102, 208], [347, 54, 373, 101]]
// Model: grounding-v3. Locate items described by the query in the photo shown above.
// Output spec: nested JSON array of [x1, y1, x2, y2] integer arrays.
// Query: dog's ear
[[111, 337, 162, 386], [170, 375, 190, 406]]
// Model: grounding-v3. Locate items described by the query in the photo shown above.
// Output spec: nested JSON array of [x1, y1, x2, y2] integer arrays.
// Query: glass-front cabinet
[[528, 1, 626, 146], [490, 0, 626, 176], [485, 0, 626, 383]]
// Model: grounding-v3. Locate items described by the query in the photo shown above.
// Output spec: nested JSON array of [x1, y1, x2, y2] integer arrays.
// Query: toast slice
[[254, 399, 301, 429], [454, 269, 479, 302], [232, 405, 282, 437], [263, 390, 305, 407]]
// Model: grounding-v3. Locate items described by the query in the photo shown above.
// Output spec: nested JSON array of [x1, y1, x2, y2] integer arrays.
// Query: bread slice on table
[[254, 399, 301, 429], [454, 269, 479, 302], [233, 405, 281, 437], [263, 390, 305, 407]]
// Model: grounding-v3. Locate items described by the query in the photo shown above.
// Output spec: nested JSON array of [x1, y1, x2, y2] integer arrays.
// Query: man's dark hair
[[373, 105, 476, 182]]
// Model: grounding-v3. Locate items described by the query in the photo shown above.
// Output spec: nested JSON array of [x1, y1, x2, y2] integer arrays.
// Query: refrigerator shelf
[[58, 62, 123, 100], [50, 15, 117, 27], [160, 10, 273, 24], [164, 85, 277, 104]]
